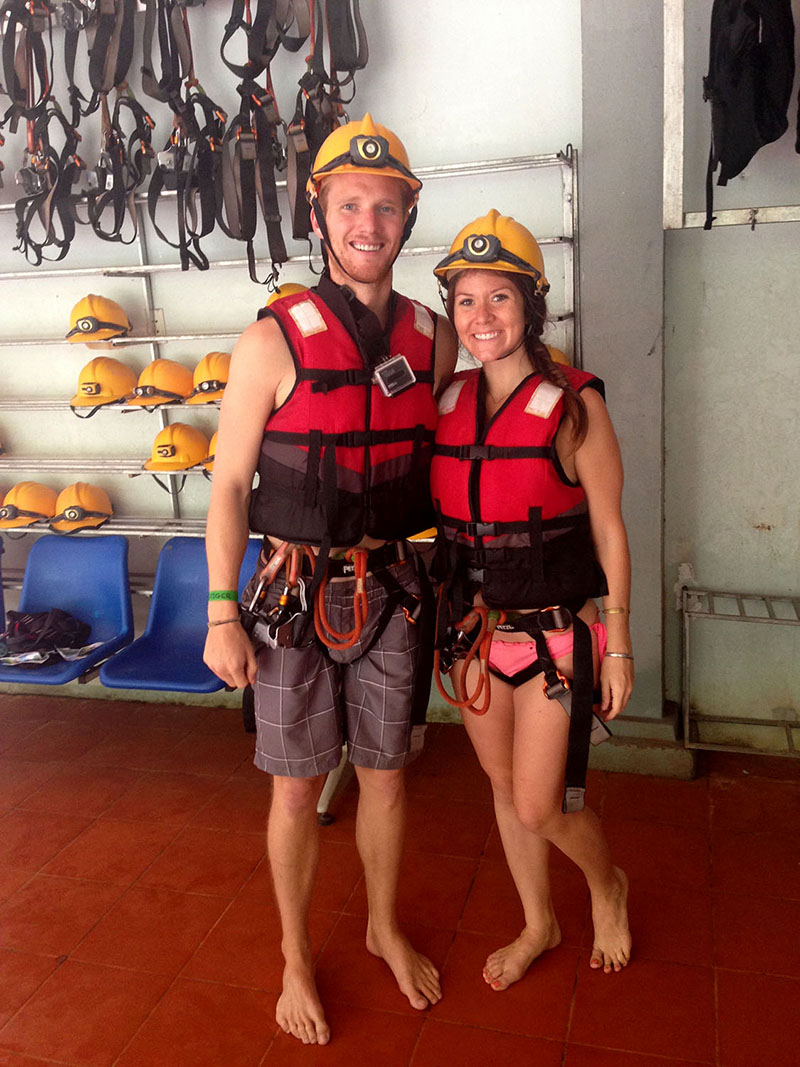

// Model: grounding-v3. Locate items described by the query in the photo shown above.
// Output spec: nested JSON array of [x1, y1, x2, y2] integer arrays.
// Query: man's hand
[[204, 622, 258, 689]]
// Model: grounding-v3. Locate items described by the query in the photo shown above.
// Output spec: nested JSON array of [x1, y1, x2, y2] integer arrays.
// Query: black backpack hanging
[[703, 0, 795, 228]]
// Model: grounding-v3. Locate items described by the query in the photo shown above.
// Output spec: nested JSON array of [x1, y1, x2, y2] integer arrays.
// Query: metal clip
[[562, 787, 585, 814]]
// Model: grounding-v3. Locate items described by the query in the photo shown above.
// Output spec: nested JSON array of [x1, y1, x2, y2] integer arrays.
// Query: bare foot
[[589, 866, 631, 973], [366, 923, 442, 1009], [275, 961, 330, 1045], [482, 920, 562, 991]]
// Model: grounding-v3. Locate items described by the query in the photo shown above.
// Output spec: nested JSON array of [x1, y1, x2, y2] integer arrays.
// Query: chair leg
[[316, 745, 351, 825]]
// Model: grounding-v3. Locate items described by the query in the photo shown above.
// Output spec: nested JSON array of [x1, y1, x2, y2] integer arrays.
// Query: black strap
[[264, 426, 436, 447], [433, 443, 552, 461], [561, 616, 593, 813]]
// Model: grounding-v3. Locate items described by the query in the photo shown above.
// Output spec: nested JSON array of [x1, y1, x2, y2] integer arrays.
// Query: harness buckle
[[535, 605, 572, 632], [562, 787, 586, 814], [15, 166, 46, 196], [545, 674, 571, 701]]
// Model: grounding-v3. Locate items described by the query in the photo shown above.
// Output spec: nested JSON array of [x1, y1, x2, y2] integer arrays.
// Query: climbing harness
[[287, 0, 367, 240]]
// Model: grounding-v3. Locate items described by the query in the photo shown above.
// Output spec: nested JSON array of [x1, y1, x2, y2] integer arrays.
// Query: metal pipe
[[0, 235, 573, 283], [0, 152, 573, 218], [134, 202, 182, 520]]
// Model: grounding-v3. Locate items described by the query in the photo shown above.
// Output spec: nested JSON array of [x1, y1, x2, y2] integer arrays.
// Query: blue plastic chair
[[99, 536, 261, 693], [0, 534, 133, 685]]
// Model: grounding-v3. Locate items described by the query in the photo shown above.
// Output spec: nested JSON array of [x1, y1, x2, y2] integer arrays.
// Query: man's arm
[[203, 315, 295, 688]]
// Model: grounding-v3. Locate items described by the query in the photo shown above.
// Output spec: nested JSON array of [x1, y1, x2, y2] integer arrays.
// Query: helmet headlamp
[[351, 134, 389, 166], [436, 234, 546, 283], [0, 505, 45, 522], [54, 506, 109, 524], [133, 385, 186, 401], [66, 316, 126, 340]]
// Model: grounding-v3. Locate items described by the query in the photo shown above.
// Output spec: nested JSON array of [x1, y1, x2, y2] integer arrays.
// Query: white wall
[[663, 1, 800, 735]]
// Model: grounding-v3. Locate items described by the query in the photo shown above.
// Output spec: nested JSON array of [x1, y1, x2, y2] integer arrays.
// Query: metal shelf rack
[[681, 587, 800, 755], [0, 148, 581, 537]]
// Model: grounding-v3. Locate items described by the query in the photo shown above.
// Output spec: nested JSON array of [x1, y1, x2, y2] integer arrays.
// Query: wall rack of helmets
[[0, 147, 581, 538]]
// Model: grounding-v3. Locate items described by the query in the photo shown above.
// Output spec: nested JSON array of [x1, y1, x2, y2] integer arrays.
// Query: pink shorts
[[488, 621, 607, 679]]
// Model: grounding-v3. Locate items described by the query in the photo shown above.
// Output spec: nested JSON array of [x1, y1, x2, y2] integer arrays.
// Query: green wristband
[[208, 590, 238, 602]]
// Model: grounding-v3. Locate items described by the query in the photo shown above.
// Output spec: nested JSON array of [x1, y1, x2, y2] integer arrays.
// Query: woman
[[430, 211, 634, 986]]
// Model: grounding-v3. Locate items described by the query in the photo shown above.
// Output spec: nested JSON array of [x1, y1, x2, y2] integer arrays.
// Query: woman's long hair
[[446, 269, 588, 450]]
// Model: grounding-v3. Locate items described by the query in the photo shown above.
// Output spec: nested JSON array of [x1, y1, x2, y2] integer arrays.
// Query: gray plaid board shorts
[[248, 556, 425, 777]]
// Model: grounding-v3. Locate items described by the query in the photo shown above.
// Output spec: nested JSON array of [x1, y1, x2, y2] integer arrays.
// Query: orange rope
[[313, 547, 369, 650], [433, 594, 505, 716]]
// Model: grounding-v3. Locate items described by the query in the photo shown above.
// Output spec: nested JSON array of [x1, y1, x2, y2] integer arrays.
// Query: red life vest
[[431, 365, 608, 610], [249, 285, 439, 546]]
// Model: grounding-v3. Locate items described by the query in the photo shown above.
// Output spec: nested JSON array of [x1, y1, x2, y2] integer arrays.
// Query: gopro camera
[[372, 354, 416, 398]]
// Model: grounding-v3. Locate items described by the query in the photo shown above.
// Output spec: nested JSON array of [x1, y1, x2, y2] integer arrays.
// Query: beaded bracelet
[[605, 652, 634, 660], [208, 590, 238, 602]]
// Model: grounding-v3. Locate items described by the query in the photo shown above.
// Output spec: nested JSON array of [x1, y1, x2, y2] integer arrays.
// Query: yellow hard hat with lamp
[[144, 423, 210, 471], [50, 483, 113, 533], [127, 359, 194, 407], [266, 283, 308, 307], [306, 114, 422, 255], [70, 357, 138, 417], [66, 295, 131, 343], [307, 113, 422, 200], [203, 431, 217, 473], [187, 352, 231, 404], [0, 482, 59, 529], [434, 210, 550, 296], [545, 344, 570, 366]]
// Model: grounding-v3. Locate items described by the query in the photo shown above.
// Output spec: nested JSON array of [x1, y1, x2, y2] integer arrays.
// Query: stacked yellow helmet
[[187, 352, 231, 404], [70, 357, 138, 416], [66, 295, 131, 343], [144, 423, 210, 471], [128, 359, 194, 407], [0, 482, 58, 529], [50, 483, 113, 533]]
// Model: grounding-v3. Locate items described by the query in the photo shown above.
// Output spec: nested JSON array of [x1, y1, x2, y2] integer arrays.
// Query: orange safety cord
[[433, 587, 505, 716], [313, 547, 369, 650]]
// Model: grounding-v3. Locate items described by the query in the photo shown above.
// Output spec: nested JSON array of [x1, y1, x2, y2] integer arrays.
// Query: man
[[204, 114, 457, 1046]]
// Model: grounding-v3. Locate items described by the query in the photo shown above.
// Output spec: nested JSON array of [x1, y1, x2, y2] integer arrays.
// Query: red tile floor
[[1, 693, 799, 1066]]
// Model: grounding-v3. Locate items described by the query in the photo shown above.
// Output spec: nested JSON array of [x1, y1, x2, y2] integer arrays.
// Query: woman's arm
[[571, 388, 634, 720]]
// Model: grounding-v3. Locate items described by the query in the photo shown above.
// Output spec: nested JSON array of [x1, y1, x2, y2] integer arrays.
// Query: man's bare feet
[[482, 920, 562, 991], [275, 961, 331, 1045], [589, 865, 631, 973], [366, 923, 442, 1009]]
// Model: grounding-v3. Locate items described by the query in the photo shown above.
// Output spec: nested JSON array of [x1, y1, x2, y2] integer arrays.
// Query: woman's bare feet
[[275, 961, 330, 1045], [482, 920, 562, 990], [589, 866, 631, 973], [366, 923, 442, 1009]]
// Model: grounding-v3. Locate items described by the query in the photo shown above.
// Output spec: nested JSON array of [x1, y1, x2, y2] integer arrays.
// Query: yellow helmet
[[66, 294, 131, 342], [144, 423, 210, 471], [545, 344, 570, 366], [127, 359, 194, 407], [50, 483, 113, 533], [70, 357, 138, 415], [203, 430, 217, 472], [0, 482, 59, 529], [307, 113, 422, 202], [187, 352, 231, 404], [434, 210, 550, 294], [265, 283, 308, 307]]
